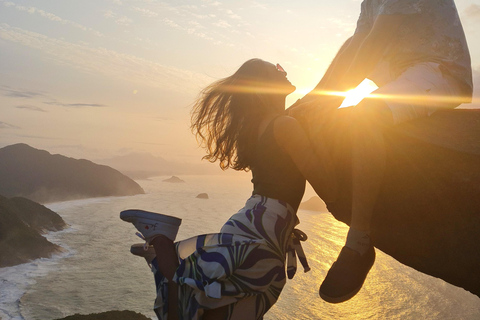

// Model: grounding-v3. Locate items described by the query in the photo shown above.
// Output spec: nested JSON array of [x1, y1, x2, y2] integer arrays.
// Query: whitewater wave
[[0, 225, 77, 320]]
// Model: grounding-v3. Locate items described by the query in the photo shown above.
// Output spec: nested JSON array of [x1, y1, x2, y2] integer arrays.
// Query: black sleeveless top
[[250, 118, 306, 211]]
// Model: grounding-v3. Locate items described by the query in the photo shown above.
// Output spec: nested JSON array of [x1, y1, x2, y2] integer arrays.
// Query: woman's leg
[[203, 305, 229, 320], [150, 235, 180, 320]]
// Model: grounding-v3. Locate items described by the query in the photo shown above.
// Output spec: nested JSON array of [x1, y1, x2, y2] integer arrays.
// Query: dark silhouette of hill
[[0, 195, 67, 267], [54, 310, 150, 320], [0, 144, 145, 203]]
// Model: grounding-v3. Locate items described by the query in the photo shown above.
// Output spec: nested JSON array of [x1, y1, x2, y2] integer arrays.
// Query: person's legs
[[350, 99, 393, 236], [120, 210, 182, 320], [320, 62, 463, 303], [150, 235, 180, 320], [319, 99, 392, 303], [203, 305, 230, 320]]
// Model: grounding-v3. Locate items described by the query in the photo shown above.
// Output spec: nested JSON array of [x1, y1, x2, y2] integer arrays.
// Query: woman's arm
[[274, 115, 338, 203]]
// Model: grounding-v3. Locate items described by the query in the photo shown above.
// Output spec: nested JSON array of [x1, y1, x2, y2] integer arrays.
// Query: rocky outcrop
[[163, 176, 185, 183], [196, 193, 209, 199], [0, 195, 67, 267], [299, 196, 328, 212], [0, 144, 145, 203], [305, 108, 480, 298], [53, 310, 150, 320]]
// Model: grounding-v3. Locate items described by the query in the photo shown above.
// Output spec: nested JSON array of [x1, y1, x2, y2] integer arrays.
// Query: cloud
[[0, 23, 213, 94], [115, 16, 133, 26], [0, 86, 45, 99], [104, 10, 116, 18], [250, 1, 268, 10], [0, 121, 20, 129], [131, 1, 242, 46], [1, 1, 104, 37], [132, 6, 158, 17], [162, 18, 181, 29], [224, 9, 241, 20], [15, 105, 47, 112], [43, 100, 106, 108], [201, 0, 221, 7], [212, 20, 231, 28], [2, 86, 103, 109]]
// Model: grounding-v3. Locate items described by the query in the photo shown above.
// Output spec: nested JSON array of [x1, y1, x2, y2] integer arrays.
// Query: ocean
[[1, 174, 479, 320]]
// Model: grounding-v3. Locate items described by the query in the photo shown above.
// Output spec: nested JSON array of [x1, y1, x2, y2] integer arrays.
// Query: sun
[[338, 78, 378, 108]]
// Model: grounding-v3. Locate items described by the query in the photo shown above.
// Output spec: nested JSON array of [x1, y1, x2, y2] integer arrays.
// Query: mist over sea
[[1, 175, 479, 320]]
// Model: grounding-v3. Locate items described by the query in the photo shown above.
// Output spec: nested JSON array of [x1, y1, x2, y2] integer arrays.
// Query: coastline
[[0, 226, 76, 320], [0, 196, 113, 320]]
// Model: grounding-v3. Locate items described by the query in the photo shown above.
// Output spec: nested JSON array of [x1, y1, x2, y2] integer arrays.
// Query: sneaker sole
[[130, 243, 155, 257], [120, 209, 182, 226], [319, 248, 376, 303], [319, 282, 364, 304]]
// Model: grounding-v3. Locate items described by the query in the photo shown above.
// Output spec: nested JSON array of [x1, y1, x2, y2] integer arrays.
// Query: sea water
[[1, 175, 479, 320]]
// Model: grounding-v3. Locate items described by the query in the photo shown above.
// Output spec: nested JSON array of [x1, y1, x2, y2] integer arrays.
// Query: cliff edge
[[309, 109, 480, 298]]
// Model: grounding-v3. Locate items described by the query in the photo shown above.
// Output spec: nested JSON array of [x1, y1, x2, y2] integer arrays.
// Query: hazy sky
[[1, 0, 479, 163]]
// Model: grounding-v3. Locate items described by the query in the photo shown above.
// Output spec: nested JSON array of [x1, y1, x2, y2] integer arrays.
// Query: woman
[[121, 58, 337, 319]]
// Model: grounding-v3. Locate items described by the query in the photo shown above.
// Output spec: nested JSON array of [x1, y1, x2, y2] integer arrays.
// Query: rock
[[196, 193, 209, 199], [0, 195, 67, 267], [163, 176, 185, 183], [299, 196, 328, 212], [53, 310, 150, 320], [0, 144, 145, 203], [304, 108, 480, 298]]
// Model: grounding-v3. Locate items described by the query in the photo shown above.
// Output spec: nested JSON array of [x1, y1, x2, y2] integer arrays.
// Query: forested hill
[[0, 144, 145, 203], [0, 195, 67, 267]]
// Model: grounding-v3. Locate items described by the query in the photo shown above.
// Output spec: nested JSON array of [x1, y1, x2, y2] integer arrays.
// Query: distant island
[[0, 195, 67, 267], [299, 196, 328, 212], [0, 144, 145, 203], [163, 175, 185, 183]]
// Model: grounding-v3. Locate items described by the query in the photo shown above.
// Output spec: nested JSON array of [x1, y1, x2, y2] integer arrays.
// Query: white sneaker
[[120, 209, 182, 242], [130, 243, 156, 263]]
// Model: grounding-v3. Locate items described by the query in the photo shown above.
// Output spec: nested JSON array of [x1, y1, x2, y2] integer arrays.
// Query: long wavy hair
[[191, 59, 280, 171]]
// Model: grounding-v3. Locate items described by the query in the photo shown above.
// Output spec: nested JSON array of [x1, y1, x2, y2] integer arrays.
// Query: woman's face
[[264, 62, 296, 96]]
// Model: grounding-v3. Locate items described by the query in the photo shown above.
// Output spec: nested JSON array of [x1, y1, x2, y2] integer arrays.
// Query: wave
[[0, 227, 77, 320]]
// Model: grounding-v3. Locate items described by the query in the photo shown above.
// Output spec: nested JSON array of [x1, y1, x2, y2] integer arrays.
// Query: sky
[[1, 0, 479, 165]]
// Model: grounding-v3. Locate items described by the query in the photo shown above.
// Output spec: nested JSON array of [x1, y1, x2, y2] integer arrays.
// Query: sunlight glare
[[338, 78, 379, 108]]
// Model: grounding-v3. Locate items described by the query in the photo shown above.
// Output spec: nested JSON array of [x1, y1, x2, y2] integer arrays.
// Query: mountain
[[95, 152, 173, 179], [95, 152, 225, 179], [0, 195, 67, 267], [0, 144, 145, 203]]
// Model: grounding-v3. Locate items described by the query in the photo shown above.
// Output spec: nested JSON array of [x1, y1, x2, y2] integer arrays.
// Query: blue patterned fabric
[[153, 195, 309, 320]]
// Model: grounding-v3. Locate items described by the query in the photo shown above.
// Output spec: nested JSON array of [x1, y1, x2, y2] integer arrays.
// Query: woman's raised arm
[[273, 116, 338, 203]]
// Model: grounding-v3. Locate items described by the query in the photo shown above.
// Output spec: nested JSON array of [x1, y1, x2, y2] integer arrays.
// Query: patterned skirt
[[152, 195, 310, 320]]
